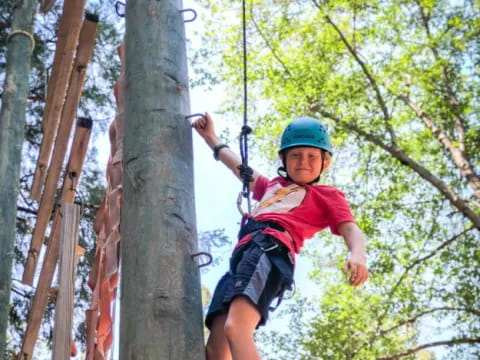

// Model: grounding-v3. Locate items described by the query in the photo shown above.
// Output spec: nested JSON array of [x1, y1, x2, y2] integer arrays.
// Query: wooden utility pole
[[0, 0, 36, 355], [121, 0, 205, 359]]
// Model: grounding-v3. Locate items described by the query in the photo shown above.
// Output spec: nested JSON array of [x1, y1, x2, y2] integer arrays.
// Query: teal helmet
[[279, 116, 332, 155]]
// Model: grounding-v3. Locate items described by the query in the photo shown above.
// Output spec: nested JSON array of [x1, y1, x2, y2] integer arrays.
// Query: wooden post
[[120, 0, 205, 359], [23, 15, 98, 285], [30, 0, 87, 200], [52, 203, 80, 360], [19, 118, 92, 360], [0, 0, 36, 355], [41, 0, 56, 14]]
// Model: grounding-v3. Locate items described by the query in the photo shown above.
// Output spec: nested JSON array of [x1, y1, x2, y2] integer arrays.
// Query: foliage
[[195, 0, 480, 358]]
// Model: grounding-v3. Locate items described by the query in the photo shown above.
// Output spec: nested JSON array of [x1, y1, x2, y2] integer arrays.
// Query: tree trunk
[[0, 0, 36, 354], [120, 0, 205, 359]]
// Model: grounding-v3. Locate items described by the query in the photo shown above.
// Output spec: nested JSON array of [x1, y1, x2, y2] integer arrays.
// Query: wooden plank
[[0, 0, 36, 354], [30, 0, 87, 200], [19, 119, 92, 359], [23, 15, 98, 285], [52, 203, 80, 360]]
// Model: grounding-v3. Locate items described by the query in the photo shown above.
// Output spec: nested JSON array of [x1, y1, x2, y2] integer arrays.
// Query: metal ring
[[7, 30, 35, 51], [191, 252, 213, 268], [115, 1, 125, 18], [180, 8, 197, 23]]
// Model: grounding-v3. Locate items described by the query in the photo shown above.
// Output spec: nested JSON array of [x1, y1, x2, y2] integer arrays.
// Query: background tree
[[1, 1, 122, 356], [0, 0, 36, 355], [194, 0, 480, 358]]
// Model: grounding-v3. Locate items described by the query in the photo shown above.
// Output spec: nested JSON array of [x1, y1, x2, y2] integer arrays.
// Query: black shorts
[[205, 232, 294, 329]]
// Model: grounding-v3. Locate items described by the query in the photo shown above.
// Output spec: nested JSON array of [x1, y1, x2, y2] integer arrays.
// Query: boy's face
[[284, 147, 324, 185]]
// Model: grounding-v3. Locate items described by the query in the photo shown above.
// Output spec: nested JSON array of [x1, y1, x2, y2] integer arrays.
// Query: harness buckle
[[261, 244, 279, 252]]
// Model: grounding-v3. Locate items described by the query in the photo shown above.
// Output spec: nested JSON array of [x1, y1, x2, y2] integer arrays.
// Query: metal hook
[[180, 8, 197, 23], [185, 113, 207, 123], [115, 1, 125, 18], [191, 252, 213, 268]]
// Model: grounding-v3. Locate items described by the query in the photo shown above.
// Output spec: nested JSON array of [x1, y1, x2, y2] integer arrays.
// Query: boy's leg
[[224, 296, 262, 360], [206, 313, 232, 360]]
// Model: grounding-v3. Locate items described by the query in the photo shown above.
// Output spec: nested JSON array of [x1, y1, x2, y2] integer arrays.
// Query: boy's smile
[[285, 147, 324, 185]]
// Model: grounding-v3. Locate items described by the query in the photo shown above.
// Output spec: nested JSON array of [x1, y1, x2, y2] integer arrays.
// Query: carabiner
[[237, 191, 252, 216]]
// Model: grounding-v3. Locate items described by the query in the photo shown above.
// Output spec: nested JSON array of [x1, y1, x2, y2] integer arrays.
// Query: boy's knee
[[224, 317, 254, 343], [223, 319, 239, 343]]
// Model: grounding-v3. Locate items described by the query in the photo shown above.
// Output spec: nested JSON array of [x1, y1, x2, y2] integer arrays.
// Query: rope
[[7, 30, 35, 51], [238, 0, 254, 214]]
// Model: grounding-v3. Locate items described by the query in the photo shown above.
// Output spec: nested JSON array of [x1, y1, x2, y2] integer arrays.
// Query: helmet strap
[[277, 166, 292, 181]]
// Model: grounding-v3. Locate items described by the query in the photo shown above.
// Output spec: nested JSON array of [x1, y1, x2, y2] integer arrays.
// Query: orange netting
[[85, 41, 125, 360]]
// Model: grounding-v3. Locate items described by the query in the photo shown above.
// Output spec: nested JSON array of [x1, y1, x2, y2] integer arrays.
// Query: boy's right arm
[[192, 113, 260, 190]]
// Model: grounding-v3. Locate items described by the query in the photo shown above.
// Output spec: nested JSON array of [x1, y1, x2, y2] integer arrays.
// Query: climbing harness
[[237, 0, 255, 216]]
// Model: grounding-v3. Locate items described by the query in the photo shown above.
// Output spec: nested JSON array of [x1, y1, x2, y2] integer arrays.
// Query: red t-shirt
[[238, 176, 355, 258]]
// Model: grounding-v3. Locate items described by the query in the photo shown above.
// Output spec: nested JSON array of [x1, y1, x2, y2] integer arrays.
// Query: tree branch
[[250, 9, 293, 78], [415, 1, 467, 153], [398, 94, 480, 199], [317, 109, 480, 228], [370, 226, 474, 350], [377, 337, 480, 360], [380, 306, 480, 335], [403, 225, 474, 272], [323, 14, 398, 146], [17, 206, 38, 216]]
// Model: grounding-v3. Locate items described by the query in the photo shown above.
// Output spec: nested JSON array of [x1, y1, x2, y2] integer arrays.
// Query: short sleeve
[[326, 189, 356, 235], [253, 175, 270, 201]]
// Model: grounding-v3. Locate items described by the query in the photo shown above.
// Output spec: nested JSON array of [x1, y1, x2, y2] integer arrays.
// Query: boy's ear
[[321, 152, 332, 173], [279, 149, 287, 164]]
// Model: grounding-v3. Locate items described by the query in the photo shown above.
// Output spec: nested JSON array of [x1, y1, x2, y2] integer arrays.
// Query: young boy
[[192, 113, 368, 360]]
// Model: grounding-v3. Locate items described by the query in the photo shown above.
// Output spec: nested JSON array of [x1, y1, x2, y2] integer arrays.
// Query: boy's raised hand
[[191, 112, 216, 140]]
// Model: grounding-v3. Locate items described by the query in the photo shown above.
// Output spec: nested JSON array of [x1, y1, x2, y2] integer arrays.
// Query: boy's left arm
[[337, 222, 369, 287]]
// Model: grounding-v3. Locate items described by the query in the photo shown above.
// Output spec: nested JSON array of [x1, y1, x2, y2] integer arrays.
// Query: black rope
[[238, 0, 254, 214]]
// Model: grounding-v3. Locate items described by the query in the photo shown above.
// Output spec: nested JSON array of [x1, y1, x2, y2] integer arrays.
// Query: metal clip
[[180, 9, 197, 23], [191, 252, 213, 268], [237, 191, 252, 216]]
